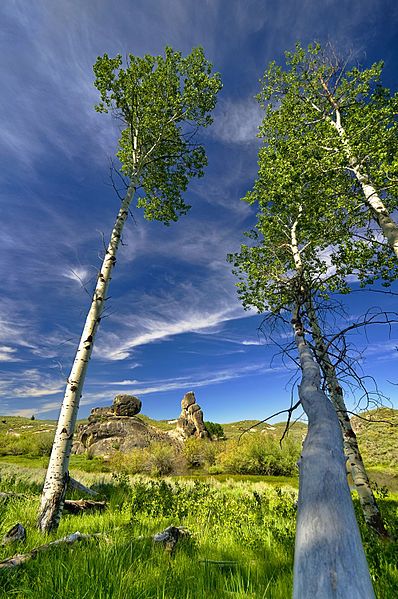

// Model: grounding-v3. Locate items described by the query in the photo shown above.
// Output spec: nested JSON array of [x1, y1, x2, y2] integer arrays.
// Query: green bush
[[182, 437, 220, 468], [146, 442, 176, 476], [108, 442, 179, 476], [0, 432, 54, 457], [204, 421, 225, 439], [216, 433, 300, 476]]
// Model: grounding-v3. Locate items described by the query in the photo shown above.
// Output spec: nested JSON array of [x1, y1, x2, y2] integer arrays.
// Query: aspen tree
[[229, 112, 381, 592], [38, 47, 221, 532], [230, 200, 375, 597]]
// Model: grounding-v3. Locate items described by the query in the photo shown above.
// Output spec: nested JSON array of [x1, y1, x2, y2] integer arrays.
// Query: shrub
[[0, 431, 54, 457], [36, 433, 54, 456], [216, 433, 300, 476], [204, 421, 225, 439], [109, 442, 179, 476], [146, 442, 176, 476], [182, 437, 220, 468]]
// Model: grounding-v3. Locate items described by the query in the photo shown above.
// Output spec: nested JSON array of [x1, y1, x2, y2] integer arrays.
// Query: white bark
[[0, 531, 100, 569], [288, 216, 374, 597], [292, 312, 375, 599], [328, 111, 398, 259], [306, 299, 388, 537], [38, 182, 136, 532]]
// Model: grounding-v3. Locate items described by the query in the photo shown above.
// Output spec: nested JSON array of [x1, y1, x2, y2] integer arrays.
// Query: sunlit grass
[[0, 474, 396, 598]]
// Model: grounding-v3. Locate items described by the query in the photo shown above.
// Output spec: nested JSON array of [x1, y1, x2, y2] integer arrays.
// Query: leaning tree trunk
[[306, 297, 388, 537], [329, 111, 398, 259], [292, 308, 375, 599], [38, 182, 136, 533]]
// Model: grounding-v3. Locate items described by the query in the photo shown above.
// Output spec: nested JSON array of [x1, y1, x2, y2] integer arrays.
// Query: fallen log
[[0, 524, 189, 570], [63, 500, 107, 514], [0, 531, 100, 569], [68, 478, 99, 497], [152, 526, 191, 554]]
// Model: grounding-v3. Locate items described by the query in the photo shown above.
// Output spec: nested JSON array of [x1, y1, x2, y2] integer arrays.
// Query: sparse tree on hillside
[[204, 421, 225, 439], [38, 47, 221, 533]]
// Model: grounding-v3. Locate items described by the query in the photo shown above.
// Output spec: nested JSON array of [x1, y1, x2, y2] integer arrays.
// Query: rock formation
[[88, 395, 142, 421], [73, 394, 170, 457], [175, 391, 209, 439], [73, 391, 209, 458]]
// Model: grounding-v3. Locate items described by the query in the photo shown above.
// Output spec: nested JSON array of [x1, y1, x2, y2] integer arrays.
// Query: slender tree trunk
[[329, 113, 398, 259], [305, 297, 388, 537], [37, 182, 136, 533], [292, 307, 375, 599]]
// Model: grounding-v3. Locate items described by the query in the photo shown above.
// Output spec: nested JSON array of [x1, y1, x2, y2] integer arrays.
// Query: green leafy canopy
[[230, 42, 398, 315], [247, 42, 398, 290], [93, 47, 222, 224]]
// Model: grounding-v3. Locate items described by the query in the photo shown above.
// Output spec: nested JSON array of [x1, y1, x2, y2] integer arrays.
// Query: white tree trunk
[[329, 114, 398, 259], [292, 311, 375, 599], [38, 183, 136, 533], [306, 299, 388, 537]]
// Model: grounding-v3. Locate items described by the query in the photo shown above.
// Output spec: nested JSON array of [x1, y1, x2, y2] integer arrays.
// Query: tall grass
[[0, 474, 397, 598]]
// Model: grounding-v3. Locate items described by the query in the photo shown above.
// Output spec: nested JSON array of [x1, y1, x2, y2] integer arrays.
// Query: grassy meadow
[[0, 410, 397, 597], [0, 473, 397, 599]]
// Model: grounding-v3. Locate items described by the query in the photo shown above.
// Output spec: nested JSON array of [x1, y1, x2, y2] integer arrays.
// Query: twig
[[336, 409, 398, 426], [238, 401, 301, 442]]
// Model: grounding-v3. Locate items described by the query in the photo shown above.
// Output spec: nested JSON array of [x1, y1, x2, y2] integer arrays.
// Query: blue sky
[[1, 0, 398, 423]]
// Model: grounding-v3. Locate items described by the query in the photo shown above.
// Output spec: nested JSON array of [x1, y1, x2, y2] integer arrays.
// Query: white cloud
[[63, 267, 91, 285], [0, 346, 22, 362], [15, 386, 62, 398], [211, 97, 263, 144], [105, 379, 139, 386], [0, 368, 64, 401], [87, 361, 287, 400], [94, 305, 244, 361]]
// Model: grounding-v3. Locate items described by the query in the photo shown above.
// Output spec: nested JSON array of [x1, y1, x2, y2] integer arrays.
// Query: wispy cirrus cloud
[[211, 97, 263, 144], [87, 361, 287, 399], [0, 346, 23, 362], [94, 304, 246, 361], [0, 368, 64, 401]]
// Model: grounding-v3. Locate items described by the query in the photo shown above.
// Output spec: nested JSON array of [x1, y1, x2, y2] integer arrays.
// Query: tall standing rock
[[176, 392, 209, 439]]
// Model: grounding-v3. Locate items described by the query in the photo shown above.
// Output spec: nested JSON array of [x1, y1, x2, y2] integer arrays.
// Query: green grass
[[0, 454, 109, 473], [138, 414, 177, 431], [351, 408, 398, 468], [0, 408, 396, 466], [0, 475, 396, 598], [174, 473, 299, 488]]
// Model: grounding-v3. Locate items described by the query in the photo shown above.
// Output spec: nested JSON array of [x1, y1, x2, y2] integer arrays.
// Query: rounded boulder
[[112, 395, 142, 416]]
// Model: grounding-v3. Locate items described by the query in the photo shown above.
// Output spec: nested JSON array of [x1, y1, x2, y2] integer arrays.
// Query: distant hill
[[350, 407, 398, 468], [222, 419, 307, 442]]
